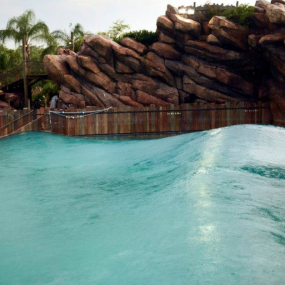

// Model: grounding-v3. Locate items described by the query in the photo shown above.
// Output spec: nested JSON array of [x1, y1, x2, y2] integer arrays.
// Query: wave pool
[[0, 125, 285, 285]]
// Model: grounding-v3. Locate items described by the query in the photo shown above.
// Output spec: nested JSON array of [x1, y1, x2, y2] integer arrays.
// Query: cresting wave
[[0, 125, 285, 285]]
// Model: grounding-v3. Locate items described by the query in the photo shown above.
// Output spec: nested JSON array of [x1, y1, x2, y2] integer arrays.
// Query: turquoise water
[[0, 125, 285, 285]]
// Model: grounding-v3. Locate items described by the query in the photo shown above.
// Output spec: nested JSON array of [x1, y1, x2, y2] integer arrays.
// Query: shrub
[[32, 80, 59, 102], [205, 4, 255, 27], [119, 30, 159, 46], [222, 4, 255, 27]]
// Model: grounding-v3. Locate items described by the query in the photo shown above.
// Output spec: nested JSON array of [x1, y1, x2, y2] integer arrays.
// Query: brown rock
[[84, 35, 114, 66], [63, 75, 82, 94], [130, 73, 159, 94], [255, 6, 266, 12], [208, 16, 248, 50], [112, 43, 142, 72], [143, 52, 175, 86], [206, 34, 222, 47], [168, 14, 201, 37], [149, 42, 180, 60], [259, 32, 285, 45], [266, 3, 285, 23], [253, 13, 270, 27], [157, 15, 174, 33], [182, 55, 254, 95], [166, 4, 179, 15], [275, 3, 285, 9], [165, 59, 198, 77], [136, 90, 168, 106], [184, 40, 245, 62], [67, 56, 115, 94], [44, 55, 70, 86], [91, 86, 123, 108], [116, 82, 135, 99], [113, 94, 143, 108], [272, 0, 285, 4], [78, 55, 100, 73], [59, 87, 85, 108], [203, 21, 211, 35], [119, 37, 147, 55], [183, 75, 238, 102], [256, 0, 271, 8], [81, 86, 104, 107], [159, 32, 176, 44], [115, 61, 134, 74], [175, 76, 183, 89], [179, 90, 196, 103], [154, 83, 179, 104], [57, 48, 76, 56], [248, 34, 263, 47], [267, 54, 285, 77]]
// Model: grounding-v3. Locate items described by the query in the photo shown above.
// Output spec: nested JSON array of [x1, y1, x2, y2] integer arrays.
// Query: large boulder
[[266, 3, 285, 23], [208, 16, 248, 50], [149, 42, 180, 60], [168, 13, 201, 37], [119, 38, 147, 55]]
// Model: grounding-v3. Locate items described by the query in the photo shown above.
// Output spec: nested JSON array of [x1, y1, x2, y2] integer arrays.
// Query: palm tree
[[0, 10, 50, 107], [51, 23, 91, 52], [0, 10, 50, 61]]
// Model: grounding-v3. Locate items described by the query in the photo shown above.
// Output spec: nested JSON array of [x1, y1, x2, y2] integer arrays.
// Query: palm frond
[[51, 30, 69, 44], [28, 21, 49, 43], [73, 23, 84, 37], [0, 28, 20, 43]]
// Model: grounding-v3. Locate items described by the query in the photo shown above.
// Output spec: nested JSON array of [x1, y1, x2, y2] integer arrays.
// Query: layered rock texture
[[0, 90, 21, 109], [44, 1, 285, 125]]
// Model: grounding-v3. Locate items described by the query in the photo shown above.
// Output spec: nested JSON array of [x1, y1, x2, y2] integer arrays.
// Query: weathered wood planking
[[0, 102, 273, 138]]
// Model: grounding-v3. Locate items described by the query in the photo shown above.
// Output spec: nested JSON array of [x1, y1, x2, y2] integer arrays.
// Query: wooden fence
[[0, 107, 50, 138], [50, 102, 272, 136], [0, 102, 272, 138]]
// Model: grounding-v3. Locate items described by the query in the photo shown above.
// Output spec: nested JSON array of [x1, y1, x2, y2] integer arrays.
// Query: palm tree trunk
[[22, 35, 29, 108]]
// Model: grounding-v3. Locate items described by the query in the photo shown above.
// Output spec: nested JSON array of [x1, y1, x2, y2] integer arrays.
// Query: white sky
[[0, 0, 255, 49]]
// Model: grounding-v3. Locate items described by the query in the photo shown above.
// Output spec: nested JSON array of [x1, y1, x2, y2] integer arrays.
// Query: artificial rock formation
[[44, 1, 285, 125], [0, 90, 22, 109]]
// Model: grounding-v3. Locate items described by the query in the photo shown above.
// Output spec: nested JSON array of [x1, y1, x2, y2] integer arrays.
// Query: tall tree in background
[[51, 23, 91, 52], [98, 20, 130, 41], [0, 10, 50, 61]]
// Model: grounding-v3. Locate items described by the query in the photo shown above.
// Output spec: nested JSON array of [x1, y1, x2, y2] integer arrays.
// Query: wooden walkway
[[0, 61, 47, 93]]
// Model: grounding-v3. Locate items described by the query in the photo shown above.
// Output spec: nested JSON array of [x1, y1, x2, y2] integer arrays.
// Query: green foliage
[[119, 30, 159, 46], [0, 45, 22, 73], [39, 34, 58, 60], [205, 6, 226, 21], [29, 45, 45, 61], [205, 4, 255, 27], [32, 80, 59, 101], [0, 10, 50, 55], [222, 5, 255, 27], [51, 23, 92, 52], [98, 20, 130, 41]]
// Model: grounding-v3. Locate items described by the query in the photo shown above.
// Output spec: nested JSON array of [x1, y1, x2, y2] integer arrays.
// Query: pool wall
[[0, 102, 272, 138]]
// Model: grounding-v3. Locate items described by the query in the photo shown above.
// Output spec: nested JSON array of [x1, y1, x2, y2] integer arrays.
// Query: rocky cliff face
[[44, 0, 285, 125]]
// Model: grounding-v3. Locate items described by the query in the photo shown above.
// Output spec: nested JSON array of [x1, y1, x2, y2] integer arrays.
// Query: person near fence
[[50, 95, 59, 109]]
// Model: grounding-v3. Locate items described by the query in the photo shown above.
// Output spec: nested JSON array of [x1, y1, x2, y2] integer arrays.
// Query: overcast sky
[[1, 0, 255, 48]]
